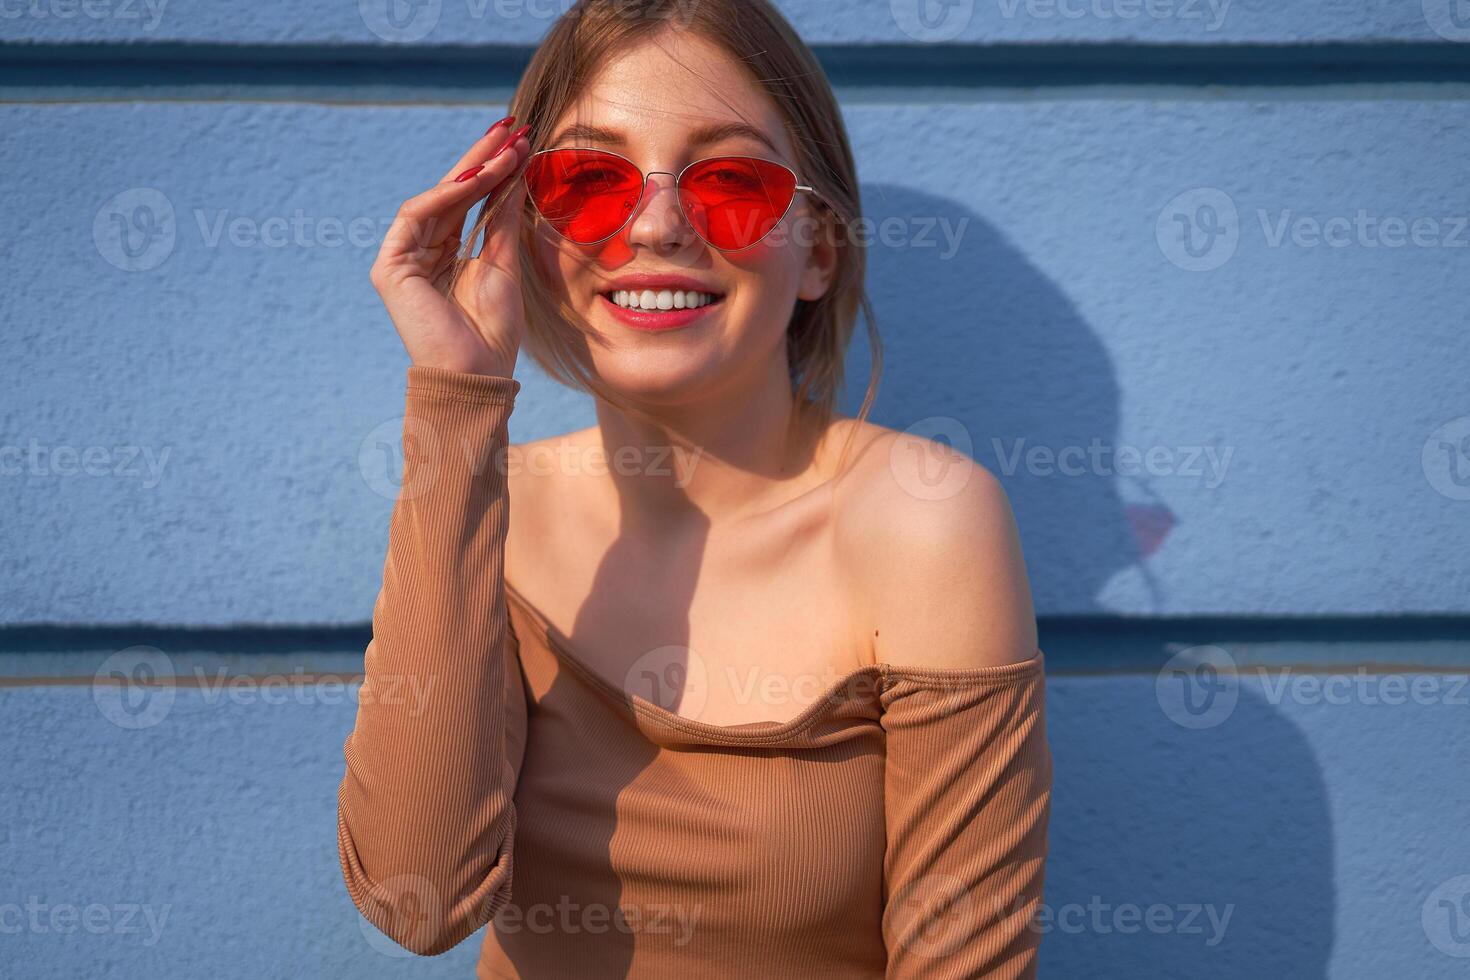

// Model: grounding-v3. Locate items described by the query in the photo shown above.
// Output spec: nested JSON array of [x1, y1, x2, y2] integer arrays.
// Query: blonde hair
[[453, 0, 882, 468]]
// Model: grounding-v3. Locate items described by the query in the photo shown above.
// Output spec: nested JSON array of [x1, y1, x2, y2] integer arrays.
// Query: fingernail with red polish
[[455, 165, 485, 183], [485, 115, 515, 136], [509, 124, 531, 142]]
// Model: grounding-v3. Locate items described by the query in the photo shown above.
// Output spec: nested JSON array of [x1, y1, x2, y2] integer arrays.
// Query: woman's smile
[[597, 272, 728, 332]]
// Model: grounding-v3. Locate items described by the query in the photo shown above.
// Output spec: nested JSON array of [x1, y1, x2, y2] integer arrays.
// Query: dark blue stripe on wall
[[0, 625, 374, 656], [2, 42, 1470, 101], [1037, 616, 1470, 673], [2, 617, 1469, 675]]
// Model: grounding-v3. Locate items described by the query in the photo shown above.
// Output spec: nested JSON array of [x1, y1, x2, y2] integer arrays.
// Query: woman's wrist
[[410, 354, 516, 381], [405, 367, 521, 415]]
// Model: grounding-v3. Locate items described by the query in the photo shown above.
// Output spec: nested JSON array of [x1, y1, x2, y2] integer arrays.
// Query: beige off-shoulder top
[[337, 367, 1053, 979]]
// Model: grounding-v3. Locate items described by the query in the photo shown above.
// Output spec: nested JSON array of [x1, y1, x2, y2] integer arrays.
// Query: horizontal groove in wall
[[1038, 616, 1470, 674], [2, 42, 1470, 103], [1, 617, 1468, 680]]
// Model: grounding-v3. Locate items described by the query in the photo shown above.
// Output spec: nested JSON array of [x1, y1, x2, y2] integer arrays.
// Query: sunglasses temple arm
[[796, 183, 844, 220]]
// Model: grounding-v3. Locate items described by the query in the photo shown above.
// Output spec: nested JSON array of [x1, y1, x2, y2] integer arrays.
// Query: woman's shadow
[[853, 182, 1335, 978], [506, 182, 1333, 979]]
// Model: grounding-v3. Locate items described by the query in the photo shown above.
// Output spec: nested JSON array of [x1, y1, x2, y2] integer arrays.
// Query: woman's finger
[[481, 139, 533, 261], [438, 116, 519, 184], [442, 123, 531, 189], [382, 138, 530, 262]]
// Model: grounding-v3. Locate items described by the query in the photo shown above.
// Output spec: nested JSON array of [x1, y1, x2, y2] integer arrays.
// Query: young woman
[[336, 1, 1052, 977]]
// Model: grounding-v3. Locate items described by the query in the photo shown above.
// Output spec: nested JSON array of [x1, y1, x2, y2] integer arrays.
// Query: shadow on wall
[[852, 181, 1157, 614], [851, 183, 1335, 977], [1044, 681, 1334, 977]]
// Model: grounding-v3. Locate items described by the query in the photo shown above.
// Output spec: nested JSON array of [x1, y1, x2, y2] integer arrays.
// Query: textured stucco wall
[[2, 3, 1468, 979], [2, 99, 1467, 623], [3, 672, 1469, 978], [0, 0, 1462, 45]]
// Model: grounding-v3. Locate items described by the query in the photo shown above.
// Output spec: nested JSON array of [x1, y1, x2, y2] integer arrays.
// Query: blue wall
[[2, 2, 1468, 977]]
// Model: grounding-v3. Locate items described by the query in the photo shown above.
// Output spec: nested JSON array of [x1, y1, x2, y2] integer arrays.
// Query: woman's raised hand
[[369, 117, 533, 378]]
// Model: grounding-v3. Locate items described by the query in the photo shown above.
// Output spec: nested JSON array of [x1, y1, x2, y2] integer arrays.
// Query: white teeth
[[609, 288, 719, 311]]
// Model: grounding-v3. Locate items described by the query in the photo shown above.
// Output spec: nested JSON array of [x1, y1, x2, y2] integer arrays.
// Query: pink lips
[[600, 293, 722, 332], [604, 272, 720, 295], [599, 273, 726, 333]]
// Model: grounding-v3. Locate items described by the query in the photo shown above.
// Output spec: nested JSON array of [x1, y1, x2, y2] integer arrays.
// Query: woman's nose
[[624, 173, 698, 253]]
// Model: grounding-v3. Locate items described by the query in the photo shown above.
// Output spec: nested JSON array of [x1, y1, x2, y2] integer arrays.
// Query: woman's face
[[531, 30, 837, 409]]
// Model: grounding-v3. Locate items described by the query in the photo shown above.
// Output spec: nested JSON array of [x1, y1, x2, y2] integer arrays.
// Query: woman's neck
[[592, 355, 827, 535]]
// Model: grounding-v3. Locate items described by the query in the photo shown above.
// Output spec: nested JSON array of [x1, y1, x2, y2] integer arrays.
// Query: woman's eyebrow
[[548, 121, 781, 156], [687, 122, 781, 156], [549, 123, 624, 147]]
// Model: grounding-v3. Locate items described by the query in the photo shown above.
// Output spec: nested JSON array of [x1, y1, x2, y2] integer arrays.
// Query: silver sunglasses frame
[[524, 146, 825, 252]]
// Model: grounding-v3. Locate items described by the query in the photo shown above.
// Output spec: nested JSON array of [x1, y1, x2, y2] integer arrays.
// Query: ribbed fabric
[[338, 367, 1053, 979]]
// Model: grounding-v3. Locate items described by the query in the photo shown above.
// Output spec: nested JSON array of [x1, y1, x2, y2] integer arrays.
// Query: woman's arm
[[336, 117, 536, 955], [880, 661, 1052, 979], [337, 367, 526, 956], [840, 436, 1052, 977]]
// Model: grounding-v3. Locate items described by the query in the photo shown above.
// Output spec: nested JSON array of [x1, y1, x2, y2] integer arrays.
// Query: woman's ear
[[797, 208, 839, 302]]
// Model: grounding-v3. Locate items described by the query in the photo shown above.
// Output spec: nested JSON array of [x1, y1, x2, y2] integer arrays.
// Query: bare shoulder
[[826, 416, 1039, 670]]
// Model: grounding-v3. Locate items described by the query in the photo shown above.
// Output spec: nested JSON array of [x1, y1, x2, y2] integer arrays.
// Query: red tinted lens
[[525, 148, 645, 245], [679, 157, 798, 250]]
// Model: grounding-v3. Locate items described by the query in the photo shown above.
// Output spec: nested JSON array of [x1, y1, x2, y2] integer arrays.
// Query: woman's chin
[[592, 354, 731, 410]]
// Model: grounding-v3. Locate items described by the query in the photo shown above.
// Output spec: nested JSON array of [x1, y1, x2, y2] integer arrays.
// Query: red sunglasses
[[524, 147, 824, 252]]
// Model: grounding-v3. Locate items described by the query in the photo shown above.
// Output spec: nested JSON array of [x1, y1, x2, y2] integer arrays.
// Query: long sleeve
[[337, 366, 527, 956], [880, 654, 1052, 979]]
